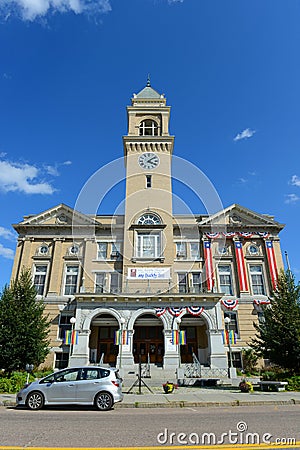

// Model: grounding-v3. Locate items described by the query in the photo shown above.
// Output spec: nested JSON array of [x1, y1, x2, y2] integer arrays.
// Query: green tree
[[0, 268, 50, 373], [251, 269, 300, 374]]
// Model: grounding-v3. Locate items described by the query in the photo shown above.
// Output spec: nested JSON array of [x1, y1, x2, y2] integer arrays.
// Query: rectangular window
[[250, 265, 265, 295], [33, 265, 47, 295], [227, 351, 242, 369], [110, 272, 121, 294], [146, 175, 152, 188], [55, 352, 69, 370], [191, 272, 202, 293], [176, 242, 187, 258], [190, 242, 200, 260], [224, 311, 239, 335], [97, 242, 107, 260], [95, 273, 106, 293], [137, 232, 161, 258], [178, 273, 188, 293], [58, 313, 72, 339], [64, 266, 79, 295], [218, 265, 234, 295], [111, 242, 121, 258]]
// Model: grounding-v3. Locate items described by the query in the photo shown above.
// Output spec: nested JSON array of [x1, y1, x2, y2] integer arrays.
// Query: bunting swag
[[265, 241, 278, 290], [186, 306, 204, 316], [234, 241, 249, 291], [204, 241, 214, 291], [155, 307, 167, 317], [222, 330, 237, 345], [253, 298, 271, 306], [205, 231, 270, 239], [171, 330, 186, 345], [168, 307, 185, 317], [221, 298, 239, 310], [64, 330, 78, 345], [114, 330, 129, 346]]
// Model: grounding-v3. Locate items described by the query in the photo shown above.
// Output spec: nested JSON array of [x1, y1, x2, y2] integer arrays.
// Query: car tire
[[94, 391, 113, 411], [26, 391, 44, 410]]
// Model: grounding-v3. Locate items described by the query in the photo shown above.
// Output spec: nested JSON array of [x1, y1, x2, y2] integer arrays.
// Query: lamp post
[[224, 317, 236, 379], [119, 317, 126, 370], [175, 317, 182, 368], [68, 316, 76, 367]]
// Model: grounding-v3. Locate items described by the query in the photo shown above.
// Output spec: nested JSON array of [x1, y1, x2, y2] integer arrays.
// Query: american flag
[[265, 241, 278, 290], [234, 241, 249, 291], [204, 241, 214, 291]]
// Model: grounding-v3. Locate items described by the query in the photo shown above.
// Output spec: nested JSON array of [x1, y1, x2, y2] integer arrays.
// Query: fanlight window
[[139, 120, 159, 136], [137, 213, 161, 225]]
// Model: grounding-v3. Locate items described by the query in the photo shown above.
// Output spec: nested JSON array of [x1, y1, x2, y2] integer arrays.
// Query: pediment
[[198, 204, 284, 230], [19, 204, 100, 227]]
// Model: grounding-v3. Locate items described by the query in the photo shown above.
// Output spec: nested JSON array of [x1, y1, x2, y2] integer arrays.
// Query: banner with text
[[128, 267, 171, 280]]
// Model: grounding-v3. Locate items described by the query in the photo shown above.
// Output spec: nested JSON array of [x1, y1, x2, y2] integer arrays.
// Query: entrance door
[[180, 326, 198, 363], [133, 326, 164, 364], [98, 326, 118, 365]]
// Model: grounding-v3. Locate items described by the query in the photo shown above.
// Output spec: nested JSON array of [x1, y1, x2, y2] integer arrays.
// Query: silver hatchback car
[[16, 366, 123, 411]]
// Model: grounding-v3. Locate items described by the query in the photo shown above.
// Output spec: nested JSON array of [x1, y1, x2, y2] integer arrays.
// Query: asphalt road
[[0, 405, 299, 448]]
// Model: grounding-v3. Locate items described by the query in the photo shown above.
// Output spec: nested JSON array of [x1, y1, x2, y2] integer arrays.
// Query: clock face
[[138, 152, 160, 170]]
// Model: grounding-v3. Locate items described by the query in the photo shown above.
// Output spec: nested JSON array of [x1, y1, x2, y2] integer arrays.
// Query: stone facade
[[11, 82, 285, 377]]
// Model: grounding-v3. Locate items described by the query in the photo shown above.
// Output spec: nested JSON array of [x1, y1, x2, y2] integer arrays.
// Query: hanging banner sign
[[128, 267, 170, 280]]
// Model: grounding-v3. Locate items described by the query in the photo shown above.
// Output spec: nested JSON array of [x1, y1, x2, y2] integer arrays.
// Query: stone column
[[116, 329, 135, 368], [207, 329, 228, 369], [163, 329, 179, 369], [69, 329, 90, 367]]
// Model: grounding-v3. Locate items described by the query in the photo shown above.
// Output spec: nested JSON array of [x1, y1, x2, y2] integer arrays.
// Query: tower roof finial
[[147, 74, 151, 87]]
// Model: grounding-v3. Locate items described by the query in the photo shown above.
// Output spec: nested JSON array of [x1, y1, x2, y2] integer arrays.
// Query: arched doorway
[[133, 314, 164, 365], [180, 314, 208, 364], [89, 314, 119, 366]]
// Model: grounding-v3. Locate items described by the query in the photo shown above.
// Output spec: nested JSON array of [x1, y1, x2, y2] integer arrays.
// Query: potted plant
[[239, 379, 253, 393], [163, 382, 175, 394]]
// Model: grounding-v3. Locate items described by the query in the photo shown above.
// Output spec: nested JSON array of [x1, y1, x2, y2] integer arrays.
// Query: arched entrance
[[133, 314, 164, 365], [89, 314, 119, 366], [180, 314, 208, 364]]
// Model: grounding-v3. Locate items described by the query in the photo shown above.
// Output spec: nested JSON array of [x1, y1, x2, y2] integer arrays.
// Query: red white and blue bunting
[[205, 232, 270, 239], [168, 307, 186, 317], [186, 306, 204, 316], [253, 298, 271, 306], [155, 307, 168, 317], [221, 298, 239, 310]]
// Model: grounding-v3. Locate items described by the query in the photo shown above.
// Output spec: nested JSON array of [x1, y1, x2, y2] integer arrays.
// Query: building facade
[[11, 82, 285, 378]]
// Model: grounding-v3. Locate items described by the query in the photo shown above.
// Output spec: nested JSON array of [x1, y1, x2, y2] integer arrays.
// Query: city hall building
[[11, 82, 284, 379]]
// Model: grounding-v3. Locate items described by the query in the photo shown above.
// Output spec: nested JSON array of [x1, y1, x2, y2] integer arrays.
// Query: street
[[0, 405, 299, 448]]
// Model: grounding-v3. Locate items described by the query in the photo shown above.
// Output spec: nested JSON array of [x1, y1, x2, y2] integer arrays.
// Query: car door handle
[[67, 384, 75, 387], [93, 381, 101, 384]]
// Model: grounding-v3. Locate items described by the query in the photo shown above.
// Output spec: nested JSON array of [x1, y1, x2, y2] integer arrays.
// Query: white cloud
[[44, 160, 72, 176], [0, 243, 14, 260], [0, 152, 7, 157], [285, 194, 300, 204], [233, 128, 256, 142], [0, 226, 16, 241], [290, 175, 300, 187], [168, 0, 184, 3], [0, 0, 111, 21], [0, 159, 55, 194]]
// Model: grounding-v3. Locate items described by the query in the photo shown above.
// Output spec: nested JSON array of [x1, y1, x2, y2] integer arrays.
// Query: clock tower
[[122, 80, 175, 292]]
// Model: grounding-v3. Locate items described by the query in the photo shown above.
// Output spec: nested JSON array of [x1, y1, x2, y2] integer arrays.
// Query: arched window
[[139, 120, 159, 136], [137, 213, 161, 225]]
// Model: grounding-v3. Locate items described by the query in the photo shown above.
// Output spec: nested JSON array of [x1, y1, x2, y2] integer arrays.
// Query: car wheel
[[26, 391, 44, 410], [95, 392, 113, 411]]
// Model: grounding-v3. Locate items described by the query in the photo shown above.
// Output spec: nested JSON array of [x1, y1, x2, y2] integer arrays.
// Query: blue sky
[[0, 0, 299, 289]]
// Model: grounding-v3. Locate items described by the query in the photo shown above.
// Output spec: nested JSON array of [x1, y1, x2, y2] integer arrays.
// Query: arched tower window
[[137, 213, 161, 225], [139, 120, 159, 136]]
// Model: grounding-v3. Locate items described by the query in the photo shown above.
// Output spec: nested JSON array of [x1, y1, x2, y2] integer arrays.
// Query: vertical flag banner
[[265, 241, 278, 290], [114, 330, 128, 346], [234, 241, 249, 292], [179, 330, 186, 345], [171, 330, 178, 345], [171, 330, 186, 345], [64, 330, 78, 345], [222, 330, 237, 345], [204, 241, 214, 291]]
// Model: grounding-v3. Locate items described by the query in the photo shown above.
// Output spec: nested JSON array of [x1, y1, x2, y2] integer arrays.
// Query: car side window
[[40, 374, 55, 384], [81, 369, 100, 380], [99, 369, 110, 378], [55, 369, 79, 382]]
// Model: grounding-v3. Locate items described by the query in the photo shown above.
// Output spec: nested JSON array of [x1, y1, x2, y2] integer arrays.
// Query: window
[[137, 232, 161, 259], [250, 265, 265, 295], [69, 245, 79, 255], [97, 242, 107, 259], [33, 265, 47, 295], [146, 175, 152, 188], [190, 242, 200, 260], [64, 266, 79, 295], [95, 273, 106, 293], [110, 271, 121, 293], [137, 213, 161, 225], [111, 242, 121, 258], [218, 244, 228, 255], [224, 311, 239, 336], [178, 273, 188, 293], [218, 265, 234, 295], [54, 352, 69, 370], [139, 119, 159, 136], [176, 242, 186, 258], [191, 272, 202, 293], [248, 244, 259, 256], [227, 351, 242, 369], [58, 313, 73, 339]]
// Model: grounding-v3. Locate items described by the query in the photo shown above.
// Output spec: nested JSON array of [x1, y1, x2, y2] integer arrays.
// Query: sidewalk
[[1, 387, 300, 408]]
